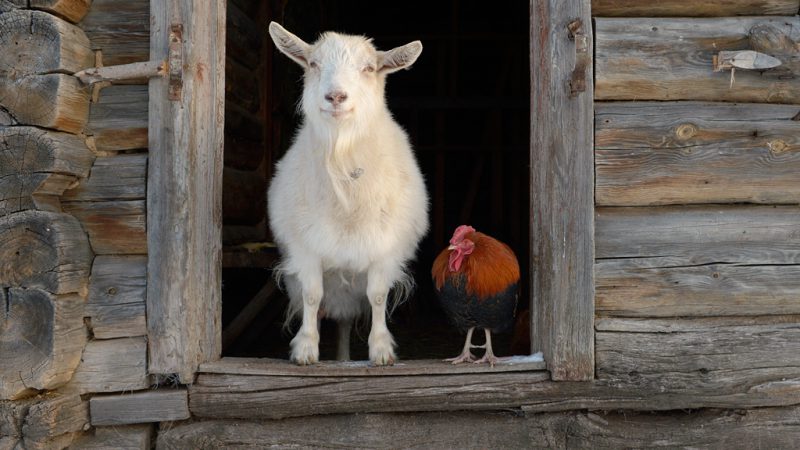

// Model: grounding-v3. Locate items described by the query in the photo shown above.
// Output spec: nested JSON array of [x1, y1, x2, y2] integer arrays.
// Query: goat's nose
[[325, 91, 348, 105]]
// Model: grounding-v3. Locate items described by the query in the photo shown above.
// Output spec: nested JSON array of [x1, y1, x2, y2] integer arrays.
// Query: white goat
[[267, 22, 429, 365]]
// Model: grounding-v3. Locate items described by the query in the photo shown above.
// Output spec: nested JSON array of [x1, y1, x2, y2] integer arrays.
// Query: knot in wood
[[674, 123, 698, 141], [767, 139, 788, 154]]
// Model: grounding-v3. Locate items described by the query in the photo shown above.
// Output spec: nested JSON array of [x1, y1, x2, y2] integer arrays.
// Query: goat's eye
[[309, 61, 318, 69], [363, 65, 375, 73]]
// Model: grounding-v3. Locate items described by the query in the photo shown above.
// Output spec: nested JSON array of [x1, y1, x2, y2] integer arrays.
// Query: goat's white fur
[[267, 22, 429, 365]]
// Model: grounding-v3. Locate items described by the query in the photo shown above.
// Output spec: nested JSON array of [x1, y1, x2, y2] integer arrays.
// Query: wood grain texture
[[90, 390, 189, 426], [85, 85, 148, 152], [0, 74, 90, 133], [63, 153, 146, 202], [79, 0, 149, 66], [530, 0, 595, 380], [0, 289, 86, 400], [21, 393, 88, 450], [30, 0, 92, 23], [62, 337, 148, 395], [0, 126, 94, 215], [595, 17, 800, 103], [592, 0, 800, 17], [160, 407, 800, 450], [72, 424, 152, 450], [0, 210, 92, 294], [63, 200, 146, 254], [147, 0, 225, 382], [595, 102, 800, 206], [85, 255, 146, 339]]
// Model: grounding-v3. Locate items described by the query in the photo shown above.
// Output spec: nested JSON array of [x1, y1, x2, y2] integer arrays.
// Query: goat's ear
[[378, 41, 423, 74], [269, 22, 311, 67]]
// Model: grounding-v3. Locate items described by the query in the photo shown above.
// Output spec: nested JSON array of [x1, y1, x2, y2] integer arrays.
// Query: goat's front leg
[[367, 264, 398, 366], [290, 264, 323, 365]]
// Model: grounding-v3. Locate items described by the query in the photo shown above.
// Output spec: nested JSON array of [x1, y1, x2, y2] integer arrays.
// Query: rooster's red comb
[[449, 225, 476, 245]]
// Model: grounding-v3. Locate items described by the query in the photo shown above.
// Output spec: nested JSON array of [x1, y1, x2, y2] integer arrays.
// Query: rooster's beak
[[447, 245, 456, 250]]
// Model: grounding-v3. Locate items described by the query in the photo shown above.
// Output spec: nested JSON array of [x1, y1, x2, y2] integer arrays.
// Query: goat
[[267, 22, 429, 365]]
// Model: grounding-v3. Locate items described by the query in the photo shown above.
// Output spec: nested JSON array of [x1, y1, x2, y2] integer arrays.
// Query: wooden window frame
[[146, 0, 594, 383]]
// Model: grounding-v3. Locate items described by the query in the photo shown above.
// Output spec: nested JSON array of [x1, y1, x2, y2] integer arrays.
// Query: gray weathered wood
[[0, 289, 86, 400], [0, 10, 92, 132], [85, 255, 146, 339], [72, 424, 152, 450], [21, 394, 88, 450], [90, 390, 189, 426], [0, 126, 94, 215], [749, 22, 800, 82], [62, 337, 148, 395], [63, 200, 146, 254], [30, 0, 92, 24], [160, 407, 800, 450], [0, 210, 92, 294], [596, 261, 800, 317], [147, 0, 225, 382], [0, 396, 39, 449], [200, 356, 547, 378], [63, 154, 146, 202], [595, 205, 800, 264], [595, 17, 800, 103], [595, 102, 800, 206], [85, 85, 148, 152], [592, 0, 800, 17], [79, 0, 149, 67], [596, 317, 800, 390], [530, 0, 594, 380]]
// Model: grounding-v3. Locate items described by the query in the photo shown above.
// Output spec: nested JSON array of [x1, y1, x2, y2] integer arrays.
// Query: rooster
[[432, 225, 520, 366]]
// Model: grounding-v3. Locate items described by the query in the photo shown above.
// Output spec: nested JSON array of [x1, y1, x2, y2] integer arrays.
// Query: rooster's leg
[[474, 328, 505, 367], [445, 327, 476, 364]]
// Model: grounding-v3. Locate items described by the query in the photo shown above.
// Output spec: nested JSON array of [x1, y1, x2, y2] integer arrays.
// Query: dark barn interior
[[220, 0, 531, 360]]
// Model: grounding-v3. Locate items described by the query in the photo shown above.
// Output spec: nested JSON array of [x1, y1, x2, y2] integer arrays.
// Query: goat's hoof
[[290, 333, 319, 365], [369, 333, 396, 366]]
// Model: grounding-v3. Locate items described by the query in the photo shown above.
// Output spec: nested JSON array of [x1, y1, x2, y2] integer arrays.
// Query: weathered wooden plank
[[62, 337, 148, 395], [90, 390, 189, 426], [147, 0, 225, 382], [189, 367, 800, 420], [596, 261, 800, 317], [0, 210, 92, 294], [0, 126, 94, 215], [159, 411, 566, 450], [222, 167, 266, 225], [63, 153, 146, 202], [30, 0, 92, 23], [85, 85, 148, 152], [160, 407, 800, 450], [595, 17, 800, 103], [79, 0, 149, 66], [0, 74, 90, 133], [0, 396, 39, 449], [72, 424, 152, 450], [595, 102, 800, 206], [201, 356, 547, 377], [592, 0, 800, 17], [85, 255, 146, 339], [596, 205, 800, 264], [530, 0, 595, 380], [21, 393, 88, 450], [63, 200, 146, 254], [0, 289, 86, 400], [596, 318, 800, 391]]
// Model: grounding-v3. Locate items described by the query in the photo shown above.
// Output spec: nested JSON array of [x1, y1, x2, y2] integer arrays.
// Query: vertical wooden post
[[529, 0, 595, 380], [147, 0, 225, 382]]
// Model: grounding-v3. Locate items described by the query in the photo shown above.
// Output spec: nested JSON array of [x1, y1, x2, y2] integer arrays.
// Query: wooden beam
[[221, 280, 276, 349], [85, 85, 148, 152], [595, 17, 800, 103], [595, 102, 800, 206], [0, 74, 90, 134], [1, 289, 86, 400], [85, 255, 147, 339], [90, 390, 190, 426], [73, 424, 152, 450], [530, 0, 595, 380], [21, 394, 89, 450], [0, 126, 94, 215], [30, 0, 93, 24], [0, 210, 92, 294], [62, 154, 147, 202], [592, 0, 800, 17], [62, 337, 149, 395], [63, 200, 146, 255], [79, 0, 150, 67], [147, 0, 225, 382]]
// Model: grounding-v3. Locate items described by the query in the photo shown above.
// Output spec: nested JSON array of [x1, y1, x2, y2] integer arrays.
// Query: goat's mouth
[[321, 108, 354, 119]]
